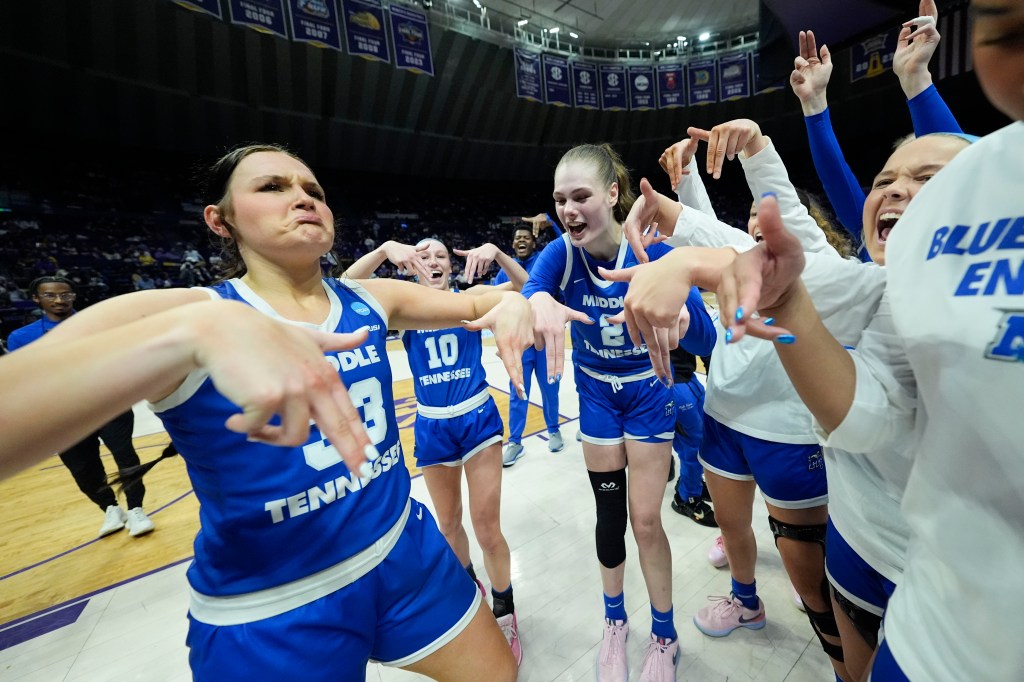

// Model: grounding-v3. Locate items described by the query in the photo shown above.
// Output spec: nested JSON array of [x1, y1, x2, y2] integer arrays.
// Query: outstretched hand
[[716, 194, 805, 343], [462, 292, 536, 397], [521, 213, 553, 238], [893, 0, 940, 99], [622, 177, 669, 264], [454, 243, 500, 284], [658, 136, 700, 190], [789, 30, 832, 116], [195, 303, 378, 477], [687, 119, 766, 180], [526, 292, 593, 383]]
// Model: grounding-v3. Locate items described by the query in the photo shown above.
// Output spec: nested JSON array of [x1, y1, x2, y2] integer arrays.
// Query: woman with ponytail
[[521, 143, 716, 681]]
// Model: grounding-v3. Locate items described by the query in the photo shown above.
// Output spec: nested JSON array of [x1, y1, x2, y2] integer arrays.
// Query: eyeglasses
[[38, 292, 77, 301]]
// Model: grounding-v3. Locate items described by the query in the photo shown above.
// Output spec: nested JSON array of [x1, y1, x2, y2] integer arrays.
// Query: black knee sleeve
[[589, 469, 628, 569], [832, 585, 883, 651], [767, 516, 843, 661]]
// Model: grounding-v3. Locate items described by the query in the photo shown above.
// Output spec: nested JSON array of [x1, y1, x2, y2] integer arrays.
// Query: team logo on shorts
[[350, 302, 371, 316], [664, 400, 675, 417], [807, 449, 824, 471]]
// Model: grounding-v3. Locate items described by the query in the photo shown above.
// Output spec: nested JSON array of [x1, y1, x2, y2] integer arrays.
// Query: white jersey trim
[[825, 566, 886, 617], [149, 287, 222, 412], [337, 277, 391, 329], [427, 434, 504, 468], [415, 388, 491, 419], [188, 500, 410, 626]]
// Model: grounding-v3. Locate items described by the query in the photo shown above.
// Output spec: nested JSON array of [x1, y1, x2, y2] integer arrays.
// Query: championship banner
[[718, 53, 751, 101], [389, 4, 434, 76], [851, 28, 899, 82], [341, 0, 390, 63], [752, 52, 785, 94], [627, 65, 656, 111], [514, 48, 543, 102], [228, 0, 289, 38], [687, 59, 717, 106], [173, 0, 223, 18], [656, 63, 685, 109], [571, 61, 599, 109], [599, 64, 627, 111], [286, 0, 342, 50], [542, 54, 572, 107]]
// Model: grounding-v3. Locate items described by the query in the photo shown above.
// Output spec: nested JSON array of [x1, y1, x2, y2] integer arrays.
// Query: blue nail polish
[[548, 375, 555, 384], [735, 306, 744, 322], [662, 375, 673, 388], [761, 191, 777, 199], [775, 334, 797, 345], [555, 374, 562, 382], [586, 316, 595, 323], [763, 317, 775, 326], [725, 328, 734, 344]]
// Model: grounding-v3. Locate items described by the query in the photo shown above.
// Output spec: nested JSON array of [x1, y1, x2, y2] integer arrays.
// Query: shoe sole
[[671, 501, 720, 528], [548, 444, 564, 453], [692, 615, 766, 638], [97, 523, 126, 538], [502, 454, 524, 468], [129, 525, 155, 537]]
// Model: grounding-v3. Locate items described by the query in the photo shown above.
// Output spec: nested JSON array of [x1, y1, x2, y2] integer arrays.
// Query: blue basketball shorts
[[413, 397, 504, 468], [186, 498, 480, 681], [697, 414, 828, 509], [576, 371, 675, 445], [825, 518, 896, 616], [869, 637, 911, 682]]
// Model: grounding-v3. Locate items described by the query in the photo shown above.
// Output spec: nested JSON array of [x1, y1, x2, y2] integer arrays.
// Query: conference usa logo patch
[[985, 311, 1024, 362]]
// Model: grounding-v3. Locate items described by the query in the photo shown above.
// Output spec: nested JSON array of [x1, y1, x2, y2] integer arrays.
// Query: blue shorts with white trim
[[186, 497, 479, 680], [577, 370, 674, 445]]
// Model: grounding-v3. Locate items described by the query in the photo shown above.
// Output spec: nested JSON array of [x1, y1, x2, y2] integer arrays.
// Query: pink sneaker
[[496, 612, 522, 665], [475, 578, 487, 601], [639, 634, 679, 682], [707, 535, 728, 568], [693, 594, 765, 637], [598, 618, 628, 681]]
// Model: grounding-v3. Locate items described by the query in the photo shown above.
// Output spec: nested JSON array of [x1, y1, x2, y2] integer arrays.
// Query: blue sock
[[731, 577, 759, 609], [604, 591, 627, 622], [650, 604, 676, 641]]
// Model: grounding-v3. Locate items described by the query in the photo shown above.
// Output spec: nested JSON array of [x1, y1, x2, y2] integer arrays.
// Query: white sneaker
[[547, 431, 565, 452], [502, 442, 525, 468], [125, 507, 155, 537], [98, 505, 127, 538]]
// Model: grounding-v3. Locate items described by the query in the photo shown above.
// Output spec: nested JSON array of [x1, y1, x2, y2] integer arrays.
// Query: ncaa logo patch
[[350, 301, 371, 316], [985, 311, 1024, 362]]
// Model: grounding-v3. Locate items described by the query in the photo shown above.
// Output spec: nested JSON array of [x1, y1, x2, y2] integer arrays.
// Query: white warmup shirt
[[824, 122, 1024, 681]]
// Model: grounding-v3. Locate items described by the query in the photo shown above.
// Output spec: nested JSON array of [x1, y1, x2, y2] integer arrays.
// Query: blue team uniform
[[494, 252, 561, 443], [402, 324, 504, 467], [153, 278, 479, 680], [6, 315, 64, 351], [521, 235, 715, 444]]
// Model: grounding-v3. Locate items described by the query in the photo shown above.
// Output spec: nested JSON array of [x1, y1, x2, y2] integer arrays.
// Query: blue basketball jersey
[[521, 235, 715, 376], [402, 325, 489, 408], [153, 278, 410, 597]]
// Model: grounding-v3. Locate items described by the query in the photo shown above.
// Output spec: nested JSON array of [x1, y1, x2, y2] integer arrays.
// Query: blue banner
[[656, 63, 685, 109], [389, 4, 433, 76], [228, 0, 289, 38], [543, 54, 572, 107], [571, 61, 599, 109], [599, 64, 627, 111], [341, 0, 390, 63], [851, 28, 899, 82], [752, 52, 784, 94], [514, 48, 543, 102], [718, 53, 751, 101], [627, 65, 656, 111], [173, 0, 223, 18], [286, 0, 341, 50], [687, 59, 717, 106]]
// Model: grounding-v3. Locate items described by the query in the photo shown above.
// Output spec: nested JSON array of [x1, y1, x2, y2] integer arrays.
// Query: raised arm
[[790, 30, 869, 247], [0, 300, 375, 479], [893, 1, 965, 134], [342, 240, 430, 280], [453, 243, 529, 289]]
